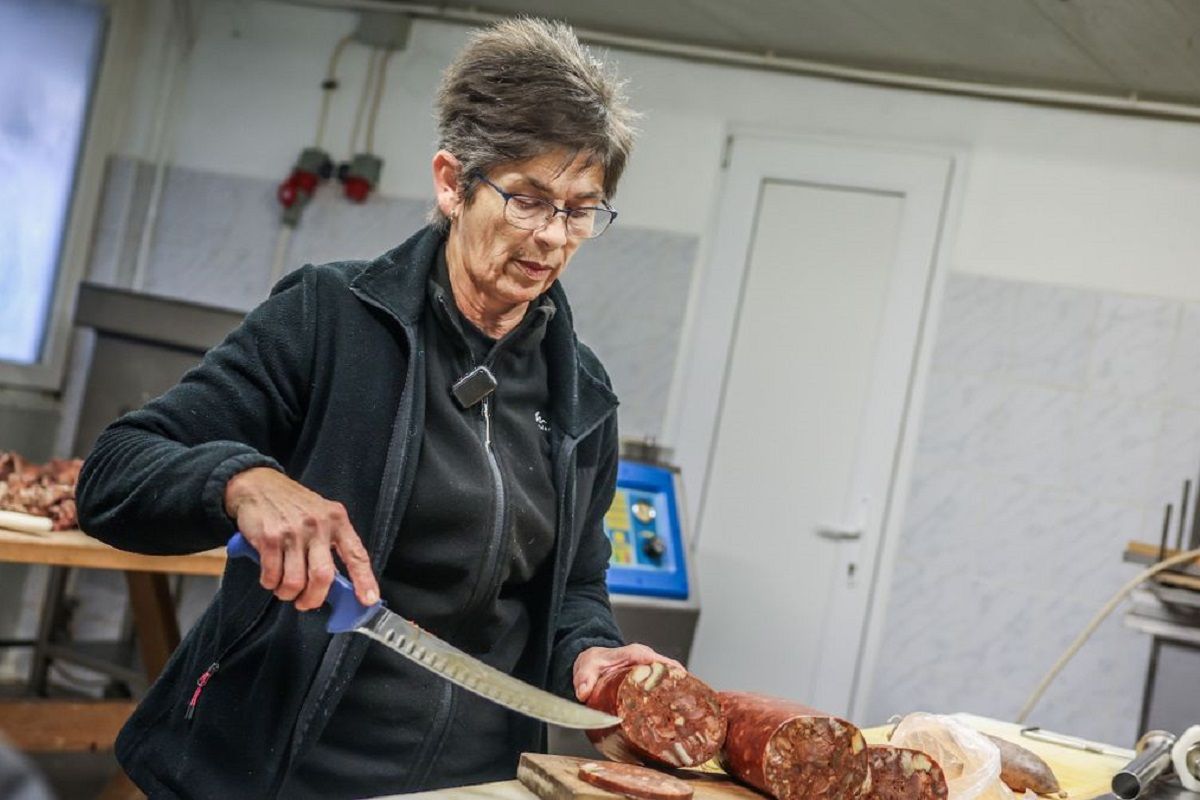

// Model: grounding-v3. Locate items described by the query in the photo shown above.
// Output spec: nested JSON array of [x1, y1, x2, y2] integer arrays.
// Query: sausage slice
[[577, 761, 695, 800]]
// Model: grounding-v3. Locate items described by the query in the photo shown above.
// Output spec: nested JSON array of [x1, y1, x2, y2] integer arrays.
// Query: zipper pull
[[185, 662, 220, 720], [482, 398, 492, 447]]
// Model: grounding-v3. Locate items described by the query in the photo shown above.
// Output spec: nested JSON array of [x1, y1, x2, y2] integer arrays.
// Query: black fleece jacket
[[76, 225, 624, 799]]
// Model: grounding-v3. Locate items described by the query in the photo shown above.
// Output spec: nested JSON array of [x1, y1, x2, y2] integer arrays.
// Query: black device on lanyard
[[451, 365, 498, 409]]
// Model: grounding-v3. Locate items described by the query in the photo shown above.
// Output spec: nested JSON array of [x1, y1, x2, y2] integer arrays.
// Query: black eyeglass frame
[[475, 174, 618, 239]]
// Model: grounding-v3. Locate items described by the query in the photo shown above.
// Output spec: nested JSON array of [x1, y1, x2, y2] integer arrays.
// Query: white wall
[[121, 1, 1200, 301]]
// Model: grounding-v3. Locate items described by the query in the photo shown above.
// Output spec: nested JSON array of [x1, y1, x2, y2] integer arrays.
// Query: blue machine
[[603, 460, 690, 600]]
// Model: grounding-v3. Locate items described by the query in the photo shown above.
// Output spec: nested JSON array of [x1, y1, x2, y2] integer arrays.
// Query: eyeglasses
[[476, 175, 617, 239]]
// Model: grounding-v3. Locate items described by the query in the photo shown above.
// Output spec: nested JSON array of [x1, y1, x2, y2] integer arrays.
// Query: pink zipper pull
[[185, 662, 220, 720]]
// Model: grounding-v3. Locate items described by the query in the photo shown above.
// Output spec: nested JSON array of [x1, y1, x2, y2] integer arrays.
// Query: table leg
[[1138, 636, 1163, 736], [28, 566, 69, 696], [123, 571, 180, 682]]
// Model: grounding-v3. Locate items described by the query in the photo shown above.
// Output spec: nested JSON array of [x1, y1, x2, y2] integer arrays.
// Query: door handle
[[815, 524, 863, 540], [814, 497, 870, 541]]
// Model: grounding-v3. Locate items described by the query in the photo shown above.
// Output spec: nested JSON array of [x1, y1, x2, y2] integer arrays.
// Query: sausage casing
[[718, 691, 870, 800]]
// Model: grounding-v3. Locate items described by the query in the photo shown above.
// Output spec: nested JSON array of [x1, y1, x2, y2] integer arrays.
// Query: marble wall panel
[[871, 272, 1189, 747], [1067, 395, 1162, 504], [1166, 303, 1200, 410], [1008, 282, 1098, 388], [1087, 295, 1179, 400], [930, 274, 1019, 376], [914, 372, 1012, 464]]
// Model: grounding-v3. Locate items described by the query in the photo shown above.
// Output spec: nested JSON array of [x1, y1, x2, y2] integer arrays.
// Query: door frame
[[665, 130, 962, 717]]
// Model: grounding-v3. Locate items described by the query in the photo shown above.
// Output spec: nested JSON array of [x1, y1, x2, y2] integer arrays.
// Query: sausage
[[586, 662, 726, 768], [718, 692, 870, 800], [865, 745, 948, 800], [983, 734, 1063, 795], [577, 760, 695, 800]]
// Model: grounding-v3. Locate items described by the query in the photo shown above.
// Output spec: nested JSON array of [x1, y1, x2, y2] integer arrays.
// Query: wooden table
[[0, 526, 225, 688], [0, 527, 225, 575], [0, 526, 225, 798]]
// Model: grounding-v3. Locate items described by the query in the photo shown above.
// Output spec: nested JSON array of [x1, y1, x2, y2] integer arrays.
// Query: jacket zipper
[[478, 396, 509, 598], [439, 287, 515, 628], [185, 598, 272, 722], [454, 393, 510, 627], [185, 662, 219, 720]]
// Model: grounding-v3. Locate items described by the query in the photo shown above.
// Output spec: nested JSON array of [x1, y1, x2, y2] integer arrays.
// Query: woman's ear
[[432, 150, 463, 220]]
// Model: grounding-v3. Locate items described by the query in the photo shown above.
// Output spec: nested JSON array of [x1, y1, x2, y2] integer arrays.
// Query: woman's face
[[439, 149, 606, 313]]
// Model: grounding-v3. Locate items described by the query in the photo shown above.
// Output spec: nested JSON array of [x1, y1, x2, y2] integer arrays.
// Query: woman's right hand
[[224, 467, 380, 611]]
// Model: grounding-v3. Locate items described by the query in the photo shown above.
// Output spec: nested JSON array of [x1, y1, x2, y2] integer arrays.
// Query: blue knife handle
[[226, 533, 382, 634]]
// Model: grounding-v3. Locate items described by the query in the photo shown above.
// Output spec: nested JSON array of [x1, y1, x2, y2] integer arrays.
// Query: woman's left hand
[[572, 644, 685, 702]]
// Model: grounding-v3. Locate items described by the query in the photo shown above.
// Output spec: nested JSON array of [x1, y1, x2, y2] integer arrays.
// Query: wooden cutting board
[[863, 714, 1135, 800], [517, 753, 766, 800]]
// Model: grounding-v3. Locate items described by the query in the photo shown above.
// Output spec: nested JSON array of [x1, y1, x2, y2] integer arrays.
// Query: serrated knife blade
[[227, 533, 620, 730]]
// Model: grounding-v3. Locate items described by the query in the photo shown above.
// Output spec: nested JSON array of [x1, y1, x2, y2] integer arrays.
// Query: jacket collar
[[349, 225, 442, 326], [349, 225, 617, 438]]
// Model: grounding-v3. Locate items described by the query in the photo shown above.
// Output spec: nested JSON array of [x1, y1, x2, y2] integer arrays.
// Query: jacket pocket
[[184, 593, 274, 722]]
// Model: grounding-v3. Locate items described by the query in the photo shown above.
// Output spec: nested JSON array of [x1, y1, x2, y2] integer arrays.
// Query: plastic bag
[[889, 713, 1013, 800]]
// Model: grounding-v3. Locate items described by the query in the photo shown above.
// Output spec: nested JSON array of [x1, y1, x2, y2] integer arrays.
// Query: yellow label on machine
[[605, 490, 634, 564]]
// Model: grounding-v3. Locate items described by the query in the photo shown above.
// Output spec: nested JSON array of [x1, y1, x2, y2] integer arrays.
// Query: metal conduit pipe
[[276, 0, 1200, 124]]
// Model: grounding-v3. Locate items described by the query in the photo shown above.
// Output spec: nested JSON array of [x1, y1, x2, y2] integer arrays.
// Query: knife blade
[[227, 533, 620, 730]]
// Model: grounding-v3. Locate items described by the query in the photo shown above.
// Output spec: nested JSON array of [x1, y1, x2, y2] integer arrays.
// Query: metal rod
[[1113, 730, 1175, 799], [1159, 504, 1172, 563], [1190, 465, 1200, 550], [1178, 481, 1191, 553], [1019, 727, 1131, 758], [1138, 640, 1162, 738]]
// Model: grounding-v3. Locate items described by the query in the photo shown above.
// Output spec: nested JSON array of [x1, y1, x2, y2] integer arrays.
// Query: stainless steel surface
[[72, 283, 245, 455], [1124, 582, 1200, 736], [357, 608, 621, 730], [73, 336, 209, 455], [0, 401, 60, 461], [611, 595, 699, 668], [1100, 774, 1200, 800], [1113, 730, 1177, 800], [75, 282, 243, 353]]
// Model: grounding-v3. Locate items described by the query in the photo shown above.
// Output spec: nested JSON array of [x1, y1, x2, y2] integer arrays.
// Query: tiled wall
[[866, 272, 1200, 746], [89, 157, 698, 438]]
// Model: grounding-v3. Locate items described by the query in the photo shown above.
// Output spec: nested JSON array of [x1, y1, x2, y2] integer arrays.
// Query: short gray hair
[[432, 17, 637, 230]]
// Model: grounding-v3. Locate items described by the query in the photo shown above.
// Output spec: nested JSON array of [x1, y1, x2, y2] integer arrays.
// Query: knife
[[227, 533, 621, 730]]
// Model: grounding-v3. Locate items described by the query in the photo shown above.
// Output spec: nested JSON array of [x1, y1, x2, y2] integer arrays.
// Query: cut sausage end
[[865, 745, 949, 800], [587, 664, 726, 769]]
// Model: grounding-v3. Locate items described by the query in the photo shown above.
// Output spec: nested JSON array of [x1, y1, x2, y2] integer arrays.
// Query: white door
[[673, 135, 952, 716]]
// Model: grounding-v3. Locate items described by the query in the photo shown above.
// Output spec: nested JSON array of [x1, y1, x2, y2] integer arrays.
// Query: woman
[[78, 18, 674, 799]]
